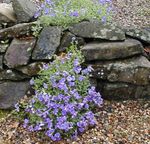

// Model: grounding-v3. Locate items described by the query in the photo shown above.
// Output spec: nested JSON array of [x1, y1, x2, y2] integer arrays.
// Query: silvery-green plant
[[34, 0, 113, 27], [15, 44, 103, 141]]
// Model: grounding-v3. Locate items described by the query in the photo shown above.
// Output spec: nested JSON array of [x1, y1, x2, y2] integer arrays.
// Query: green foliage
[[36, 0, 112, 28]]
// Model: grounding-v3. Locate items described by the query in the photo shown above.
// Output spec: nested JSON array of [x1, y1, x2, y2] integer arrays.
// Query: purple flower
[[78, 75, 85, 81], [43, 83, 48, 89], [70, 11, 79, 17], [73, 66, 82, 74], [29, 79, 34, 85]]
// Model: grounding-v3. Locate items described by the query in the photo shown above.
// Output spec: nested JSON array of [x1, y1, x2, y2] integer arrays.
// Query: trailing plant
[[34, 0, 113, 27], [15, 44, 103, 141]]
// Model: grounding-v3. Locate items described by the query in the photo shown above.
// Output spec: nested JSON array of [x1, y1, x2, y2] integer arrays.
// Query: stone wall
[[0, 0, 150, 109]]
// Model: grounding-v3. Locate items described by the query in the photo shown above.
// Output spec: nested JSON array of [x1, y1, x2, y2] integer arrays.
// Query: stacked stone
[[0, 0, 150, 109]]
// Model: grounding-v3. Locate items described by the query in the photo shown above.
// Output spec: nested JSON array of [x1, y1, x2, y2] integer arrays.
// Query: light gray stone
[[82, 39, 144, 61], [69, 21, 125, 41], [12, 0, 37, 23], [126, 28, 150, 44], [0, 3, 16, 23]]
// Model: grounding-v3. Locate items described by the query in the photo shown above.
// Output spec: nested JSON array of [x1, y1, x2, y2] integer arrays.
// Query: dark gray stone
[[59, 32, 85, 52], [32, 26, 61, 60], [91, 56, 150, 85], [82, 39, 144, 61], [126, 28, 150, 44], [16, 62, 44, 76], [12, 0, 37, 23], [69, 21, 125, 41], [97, 82, 150, 100], [0, 69, 29, 80], [0, 55, 3, 70], [0, 22, 36, 39], [0, 81, 30, 109], [4, 38, 36, 68]]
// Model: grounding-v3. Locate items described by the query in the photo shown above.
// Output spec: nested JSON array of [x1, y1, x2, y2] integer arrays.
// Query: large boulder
[[4, 38, 36, 68], [69, 21, 125, 41], [0, 22, 36, 39], [97, 82, 150, 100], [82, 39, 144, 61], [126, 28, 150, 44], [0, 69, 29, 80], [12, 0, 37, 23], [0, 81, 30, 109], [32, 26, 61, 60], [0, 3, 16, 23], [91, 56, 150, 85]]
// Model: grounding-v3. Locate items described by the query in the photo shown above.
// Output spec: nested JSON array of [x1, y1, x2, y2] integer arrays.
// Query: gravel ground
[[112, 0, 150, 29], [0, 99, 150, 144], [0, 0, 150, 144]]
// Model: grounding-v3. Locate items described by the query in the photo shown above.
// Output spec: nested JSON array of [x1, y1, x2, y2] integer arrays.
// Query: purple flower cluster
[[34, 0, 112, 24], [21, 48, 103, 141]]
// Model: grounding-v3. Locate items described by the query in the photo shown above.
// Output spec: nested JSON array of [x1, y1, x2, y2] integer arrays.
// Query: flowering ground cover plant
[[35, 0, 113, 27], [15, 44, 103, 141]]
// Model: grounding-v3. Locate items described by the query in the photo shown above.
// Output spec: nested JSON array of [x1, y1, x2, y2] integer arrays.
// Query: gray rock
[[0, 43, 9, 53], [0, 81, 30, 109], [59, 32, 84, 52], [69, 21, 125, 41], [4, 38, 36, 68], [82, 39, 144, 61], [12, 0, 37, 23], [97, 82, 150, 100], [0, 55, 3, 70], [126, 28, 150, 44], [0, 3, 16, 23], [0, 69, 29, 80], [0, 22, 36, 39], [91, 56, 150, 85], [16, 62, 43, 76], [32, 26, 61, 60]]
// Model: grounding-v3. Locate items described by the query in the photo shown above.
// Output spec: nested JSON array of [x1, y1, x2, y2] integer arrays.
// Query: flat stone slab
[[69, 21, 125, 41], [12, 0, 36, 23], [82, 39, 144, 61], [126, 28, 150, 44], [0, 81, 30, 109], [91, 56, 150, 85], [0, 69, 29, 80], [0, 22, 36, 39], [32, 26, 61, 60], [97, 82, 150, 100], [4, 38, 36, 68]]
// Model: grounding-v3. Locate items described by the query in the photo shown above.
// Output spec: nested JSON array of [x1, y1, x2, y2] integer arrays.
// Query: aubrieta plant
[[34, 0, 113, 27], [15, 44, 103, 141]]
